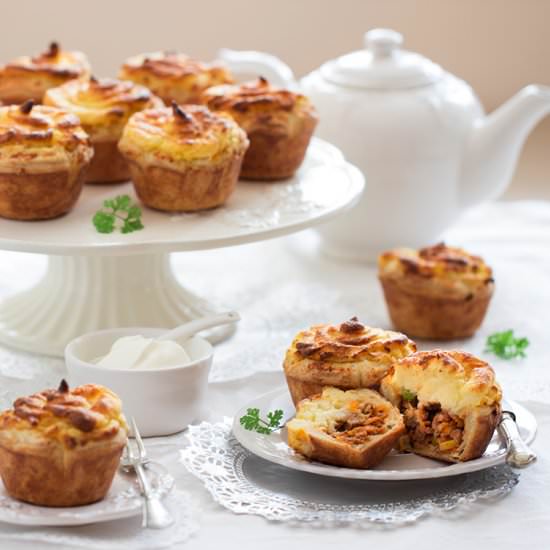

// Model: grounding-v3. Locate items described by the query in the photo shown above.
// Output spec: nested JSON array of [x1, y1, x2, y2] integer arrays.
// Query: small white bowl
[[65, 327, 213, 437]]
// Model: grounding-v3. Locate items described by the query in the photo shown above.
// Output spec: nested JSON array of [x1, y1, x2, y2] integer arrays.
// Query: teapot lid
[[320, 28, 443, 89]]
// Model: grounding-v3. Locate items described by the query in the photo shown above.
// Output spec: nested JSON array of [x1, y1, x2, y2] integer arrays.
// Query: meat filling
[[402, 401, 464, 452], [329, 402, 388, 446]]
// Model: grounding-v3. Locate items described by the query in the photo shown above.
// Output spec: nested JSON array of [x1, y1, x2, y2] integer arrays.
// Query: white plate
[[233, 387, 537, 481], [0, 138, 364, 256], [0, 463, 174, 527]]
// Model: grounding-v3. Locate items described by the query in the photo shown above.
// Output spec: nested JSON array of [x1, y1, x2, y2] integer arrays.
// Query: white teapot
[[219, 29, 550, 260]]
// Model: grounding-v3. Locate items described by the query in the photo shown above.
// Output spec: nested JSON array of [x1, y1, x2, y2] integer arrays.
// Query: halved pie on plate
[[286, 387, 405, 469], [380, 350, 502, 463]]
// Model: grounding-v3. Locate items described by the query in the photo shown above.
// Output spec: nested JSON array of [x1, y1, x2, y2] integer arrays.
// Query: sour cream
[[96, 335, 192, 370]]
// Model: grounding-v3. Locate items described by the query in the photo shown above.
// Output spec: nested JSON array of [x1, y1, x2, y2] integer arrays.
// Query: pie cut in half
[[380, 350, 502, 463], [0, 380, 128, 507], [283, 317, 417, 405], [286, 387, 405, 469]]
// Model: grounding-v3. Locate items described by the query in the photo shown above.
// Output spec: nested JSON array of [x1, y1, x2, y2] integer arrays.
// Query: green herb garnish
[[402, 389, 417, 402], [239, 408, 284, 434], [93, 195, 144, 234], [485, 330, 529, 360]]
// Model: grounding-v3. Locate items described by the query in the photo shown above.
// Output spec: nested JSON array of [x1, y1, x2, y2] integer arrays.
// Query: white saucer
[[233, 387, 537, 481], [0, 463, 173, 527]]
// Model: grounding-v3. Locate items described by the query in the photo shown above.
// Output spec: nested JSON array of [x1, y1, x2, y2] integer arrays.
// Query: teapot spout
[[460, 85, 550, 208]]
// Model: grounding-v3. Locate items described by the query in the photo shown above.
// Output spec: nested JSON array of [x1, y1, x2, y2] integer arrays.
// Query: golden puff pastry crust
[[202, 77, 318, 180], [119, 102, 248, 211], [119, 51, 233, 105], [380, 350, 502, 463], [287, 387, 405, 469], [283, 317, 417, 405], [378, 243, 495, 340], [0, 101, 93, 220], [0, 42, 90, 105], [0, 380, 128, 506], [45, 77, 163, 183]]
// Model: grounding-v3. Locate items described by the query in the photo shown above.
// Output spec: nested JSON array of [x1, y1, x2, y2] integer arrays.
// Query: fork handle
[[135, 463, 174, 529], [498, 411, 537, 469]]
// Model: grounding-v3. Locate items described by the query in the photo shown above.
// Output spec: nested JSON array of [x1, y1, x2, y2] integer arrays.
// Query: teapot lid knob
[[364, 29, 403, 58], [320, 27, 442, 89]]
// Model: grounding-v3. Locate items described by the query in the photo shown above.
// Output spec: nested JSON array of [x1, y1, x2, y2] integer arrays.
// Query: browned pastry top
[[119, 51, 233, 104], [204, 76, 304, 111], [125, 52, 228, 78], [2, 42, 90, 79], [0, 102, 93, 172], [291, 317, 417, 363], [0, 380, 127, 448], [0, 102, 86, 146], [202, 77, 318, 142], [119, 102, 248, 167], [44, 77, 162, 139], [379, 242, 493, 281]]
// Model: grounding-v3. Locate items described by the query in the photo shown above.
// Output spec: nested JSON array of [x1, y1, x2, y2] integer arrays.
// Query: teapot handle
[[217, 48, 298, 90]]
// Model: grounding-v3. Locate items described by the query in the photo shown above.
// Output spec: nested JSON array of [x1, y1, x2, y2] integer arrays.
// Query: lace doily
[[180, 419, 519, 526], [0, 490, 198, 549]]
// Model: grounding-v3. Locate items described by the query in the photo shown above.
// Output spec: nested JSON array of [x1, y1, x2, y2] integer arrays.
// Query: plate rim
[[232, 386, 537, 481]]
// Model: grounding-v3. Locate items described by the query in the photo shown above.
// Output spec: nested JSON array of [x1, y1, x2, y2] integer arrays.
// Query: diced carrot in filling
[[402, 401, 463, 452], [329, 403, 388, 445]]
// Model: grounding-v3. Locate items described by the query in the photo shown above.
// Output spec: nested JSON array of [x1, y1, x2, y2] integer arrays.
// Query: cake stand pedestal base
[[0, 253, 234, 357]]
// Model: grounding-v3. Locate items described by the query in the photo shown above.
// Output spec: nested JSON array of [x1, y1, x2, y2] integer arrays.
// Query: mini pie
[[44, 77, 162, 183], [0, 101, 93, 220], [118, 102, 249, 212], [202, 77, 318, 180], [0, 380, 128, 507], [283, 317, 417, 405], [378, 243, 495, 340], [119, 51, 233, 105], [0, 42, 90, 105], [287, 387, 405, 469], [380, 350, 502, 463]]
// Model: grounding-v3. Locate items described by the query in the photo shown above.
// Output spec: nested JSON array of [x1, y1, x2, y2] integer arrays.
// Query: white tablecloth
[[1, 200, 549, 549]]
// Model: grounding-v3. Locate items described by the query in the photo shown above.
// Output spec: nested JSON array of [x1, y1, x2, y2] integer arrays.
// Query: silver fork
[[124, 418, 174, 529]]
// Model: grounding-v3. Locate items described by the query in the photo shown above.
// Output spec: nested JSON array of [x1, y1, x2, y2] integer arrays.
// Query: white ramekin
[[65, 327, 213, 437]]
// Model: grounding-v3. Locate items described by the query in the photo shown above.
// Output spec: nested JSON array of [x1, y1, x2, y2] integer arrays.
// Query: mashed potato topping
[[119, 103, 248, 168], [0, 380, 127, 449], [0, 102, 92, 173]]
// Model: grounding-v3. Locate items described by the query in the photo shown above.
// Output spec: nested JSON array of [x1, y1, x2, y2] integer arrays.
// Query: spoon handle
[[157, 311, 240, 342], [498, 410, 537, 468]]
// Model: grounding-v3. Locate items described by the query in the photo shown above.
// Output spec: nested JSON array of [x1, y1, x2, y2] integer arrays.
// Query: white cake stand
[[0, 139, 364, 357]]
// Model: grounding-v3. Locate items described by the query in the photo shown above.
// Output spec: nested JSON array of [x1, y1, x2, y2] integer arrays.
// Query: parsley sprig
[[485, 330, 529, 360], [93, 195, 144, 234], [239, 408, 284, 434]]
